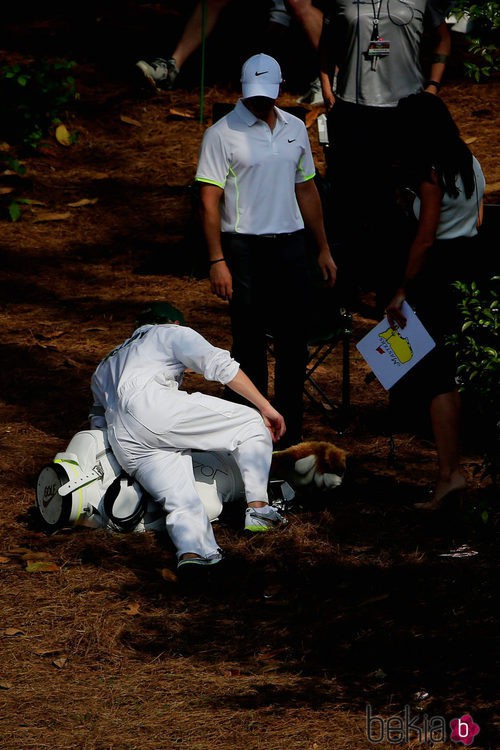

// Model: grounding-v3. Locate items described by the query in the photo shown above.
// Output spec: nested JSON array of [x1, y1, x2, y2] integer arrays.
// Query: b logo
[[450, 715, 480, 745]]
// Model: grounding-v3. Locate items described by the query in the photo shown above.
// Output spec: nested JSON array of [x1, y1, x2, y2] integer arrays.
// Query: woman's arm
[[386, 172, 442, 329], [477, 198, 484, 228]]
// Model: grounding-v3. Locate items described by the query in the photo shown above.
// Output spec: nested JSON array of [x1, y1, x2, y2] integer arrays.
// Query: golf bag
[[35, 429, 294, 534]]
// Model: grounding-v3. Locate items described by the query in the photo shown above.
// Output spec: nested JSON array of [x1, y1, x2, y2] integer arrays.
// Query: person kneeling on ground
[[89, 302, 287, 574]]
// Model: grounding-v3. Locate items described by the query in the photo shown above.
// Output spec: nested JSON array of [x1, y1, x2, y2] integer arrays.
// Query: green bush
[[0, 58, 78, 220], [0, 149, 30, 222], [448, 275, 500, 481], [0, 58, 77, 150], [449, 2, 500, 80]]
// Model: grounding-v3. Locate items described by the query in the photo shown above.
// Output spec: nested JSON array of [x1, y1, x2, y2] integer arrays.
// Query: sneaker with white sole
[[296, 77, 323, 106], [177, 551, 223, 570], [244, 505, 288, 532], [135, 57, 179, 90]]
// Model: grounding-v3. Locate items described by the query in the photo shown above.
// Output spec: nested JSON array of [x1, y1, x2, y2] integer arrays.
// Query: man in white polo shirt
[[195, 53, 337, 448]]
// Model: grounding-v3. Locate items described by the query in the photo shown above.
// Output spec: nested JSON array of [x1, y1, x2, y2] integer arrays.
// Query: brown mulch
[[0, 5, 499, 750]]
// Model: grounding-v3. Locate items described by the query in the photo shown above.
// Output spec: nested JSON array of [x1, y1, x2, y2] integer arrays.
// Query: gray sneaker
[[296, 77, 323, 106], [177, 551, 223, 570], [136, 57, 179, 90], [244, 505, 288, 532]]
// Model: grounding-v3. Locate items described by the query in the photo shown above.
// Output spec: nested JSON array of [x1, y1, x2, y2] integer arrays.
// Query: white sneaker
[[297, 77, 323, 106], [136, 57, 179, 90], [244, 505, 288, 532]]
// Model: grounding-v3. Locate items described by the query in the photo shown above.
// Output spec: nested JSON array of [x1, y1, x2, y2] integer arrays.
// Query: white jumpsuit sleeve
[[169, 326, 240, 385]]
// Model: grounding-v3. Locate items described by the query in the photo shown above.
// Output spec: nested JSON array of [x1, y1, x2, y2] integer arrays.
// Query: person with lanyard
[[317, 0, 452, 313], [195, 53, 337, 449]]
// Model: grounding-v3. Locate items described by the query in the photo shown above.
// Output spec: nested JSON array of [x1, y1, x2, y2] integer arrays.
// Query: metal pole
[[199, 0, 207, 123]]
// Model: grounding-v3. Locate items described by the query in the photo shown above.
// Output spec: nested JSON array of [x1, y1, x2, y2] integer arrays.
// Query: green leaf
[[8, 201, 22, 222]]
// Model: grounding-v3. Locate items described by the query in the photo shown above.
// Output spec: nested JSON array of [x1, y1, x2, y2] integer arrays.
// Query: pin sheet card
[[356, 301, 436, 390]]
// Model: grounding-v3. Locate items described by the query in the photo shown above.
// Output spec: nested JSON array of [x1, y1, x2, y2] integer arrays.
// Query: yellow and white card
[[356, 301, 436, 390]]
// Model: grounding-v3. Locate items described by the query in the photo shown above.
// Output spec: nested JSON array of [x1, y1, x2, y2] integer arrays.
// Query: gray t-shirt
[[325, 0, 448, 107]]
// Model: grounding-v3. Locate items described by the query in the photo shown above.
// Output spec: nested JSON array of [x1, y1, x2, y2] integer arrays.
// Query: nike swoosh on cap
[[255, 70, 269, 76]]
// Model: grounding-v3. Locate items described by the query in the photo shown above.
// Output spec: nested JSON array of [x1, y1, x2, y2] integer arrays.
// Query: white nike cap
[[241, 53, 283, 100]]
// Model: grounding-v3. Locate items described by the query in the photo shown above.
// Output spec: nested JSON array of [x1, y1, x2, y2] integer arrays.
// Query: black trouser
[[221, 230, 313, 447], [325, 99, 411, 313]]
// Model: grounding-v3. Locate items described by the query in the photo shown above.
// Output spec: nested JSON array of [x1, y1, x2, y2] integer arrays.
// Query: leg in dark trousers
[[222, 231, 312, 447]]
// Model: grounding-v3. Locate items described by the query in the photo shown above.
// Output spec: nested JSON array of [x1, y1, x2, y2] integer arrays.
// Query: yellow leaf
[[55, 124, 72, 146], [0, 681, 13, 690], [260, 663, 280, 673], [67, 198, 98, 207], [160, 567, 177, 582], [3, 628, 25, 636], [0, 187, 14, 195], [0, 556, 10, 563], [33, 647, 62, 656], [120, 115, 142, 127], [20, 551, 51, 561], [36, 330, 65, 340], [53, 657, 67, 669], [168, 108, 195, 120], [7, 547, 32, 555], [62, 357, 79, 368], [32, 212, 71, 223], [25, 560, 59, 573], [124, 602, 141, 616]]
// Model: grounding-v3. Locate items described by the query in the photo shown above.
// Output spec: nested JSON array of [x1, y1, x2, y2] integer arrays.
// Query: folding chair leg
[[266, 309, 353, 433], [341, 334, 351, 413], [303, 332, 352, 432]]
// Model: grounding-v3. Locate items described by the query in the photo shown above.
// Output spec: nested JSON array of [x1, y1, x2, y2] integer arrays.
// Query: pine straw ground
[[0, 16, 499, 750]]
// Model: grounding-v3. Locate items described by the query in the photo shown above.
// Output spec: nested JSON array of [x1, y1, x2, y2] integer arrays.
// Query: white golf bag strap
[[58, 470, 103, 496], [55, 454, 104, 497]]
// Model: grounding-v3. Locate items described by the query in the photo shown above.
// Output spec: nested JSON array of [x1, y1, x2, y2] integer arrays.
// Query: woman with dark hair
[[385, 92, 485, 510]]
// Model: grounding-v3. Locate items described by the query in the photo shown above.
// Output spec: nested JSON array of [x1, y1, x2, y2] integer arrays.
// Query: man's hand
[[261, 405, 286, 443], [210, 261, 233, 301], [317, 248, 337, 288], [226, 370, 286, 442]]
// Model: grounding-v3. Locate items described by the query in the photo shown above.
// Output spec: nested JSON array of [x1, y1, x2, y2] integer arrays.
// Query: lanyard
[[370, 0, 384, 40], [367, 0, 390, 70]]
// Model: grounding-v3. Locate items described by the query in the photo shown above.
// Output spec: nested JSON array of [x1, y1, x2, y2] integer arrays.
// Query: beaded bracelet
[[425, 80, 442, 90]]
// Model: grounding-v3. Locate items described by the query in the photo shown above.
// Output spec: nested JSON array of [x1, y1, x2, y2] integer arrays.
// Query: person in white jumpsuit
[[89, 308, 287, 571]]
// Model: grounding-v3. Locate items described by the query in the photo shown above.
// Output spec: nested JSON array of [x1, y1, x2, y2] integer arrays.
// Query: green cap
[[136, 301, 186, 327]]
